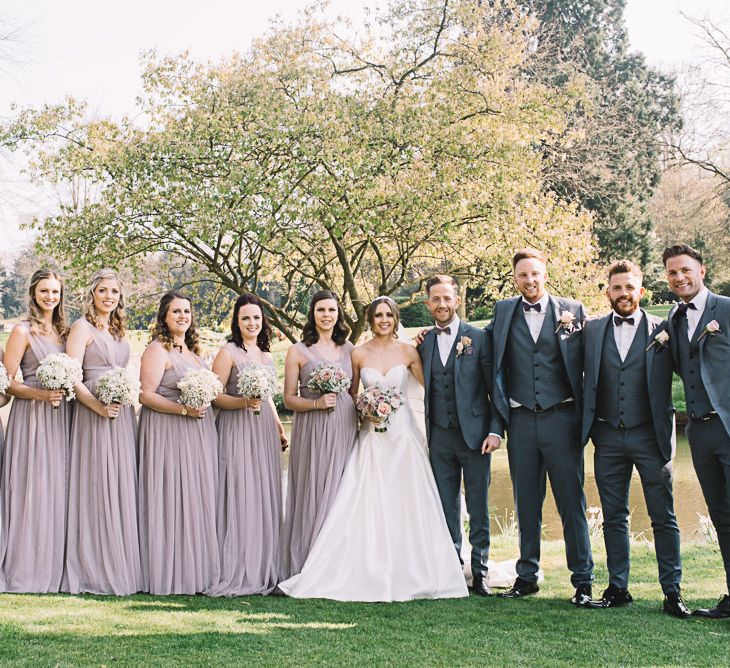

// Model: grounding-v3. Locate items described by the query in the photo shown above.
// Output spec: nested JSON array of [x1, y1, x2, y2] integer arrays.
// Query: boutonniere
[[555, 310, 576, 335], [456, 336, 473, 357], [698, 320, 721, 341], [646, 330, 670, 351]]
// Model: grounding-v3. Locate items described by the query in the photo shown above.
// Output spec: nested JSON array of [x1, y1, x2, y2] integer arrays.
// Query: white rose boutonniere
[[456, 336, 473, 357], [555, 310, 577, 335], [698, 320, 721, 341], [646, 330, 670, 351]]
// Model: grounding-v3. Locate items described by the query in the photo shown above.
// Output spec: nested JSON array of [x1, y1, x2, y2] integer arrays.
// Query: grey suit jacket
[[668, 290, 730, 436], [417, 320, 493, 451], [581, 311, 675, 459], [488, 294, 586, 437]]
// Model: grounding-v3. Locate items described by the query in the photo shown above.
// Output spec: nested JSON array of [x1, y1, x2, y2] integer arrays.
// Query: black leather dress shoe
[[663, 592, 692, 619], [571, 583, 593, 607], [694, 594, 730, 618], [497, 577, 539, 599], [471, 574, 491, 597], [586, 584, 633, 609]]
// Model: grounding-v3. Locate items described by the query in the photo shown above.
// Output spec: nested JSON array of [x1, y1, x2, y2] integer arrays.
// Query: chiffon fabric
[[137, 344, 219, 594], [0, 324, 70, 593], [278, 364, 468, 601], [63, 321, 143, 595], [206, 343, 282, 596], [280, 341, 358, 578]]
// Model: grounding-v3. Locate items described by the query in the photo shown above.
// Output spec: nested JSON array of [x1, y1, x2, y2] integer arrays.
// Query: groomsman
[[664, 243, 730, 619], [582, 260, 690, 618], [418, 275, 496, 597], [486, 249, 594, 605]]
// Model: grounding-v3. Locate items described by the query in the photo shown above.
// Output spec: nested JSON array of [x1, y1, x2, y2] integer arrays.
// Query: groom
[[418, 274, 496, 597]]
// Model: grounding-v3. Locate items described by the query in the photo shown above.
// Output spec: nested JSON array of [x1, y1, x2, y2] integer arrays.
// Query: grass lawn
[[0, 538, 726, 666]]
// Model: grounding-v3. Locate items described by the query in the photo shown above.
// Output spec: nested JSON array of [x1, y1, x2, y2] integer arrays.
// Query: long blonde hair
[[82, 268, 126, 340], [27, 269, 69, 339]]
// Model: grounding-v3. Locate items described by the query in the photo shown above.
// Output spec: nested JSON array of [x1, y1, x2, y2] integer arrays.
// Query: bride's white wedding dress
[[278, 364, 468, 601]]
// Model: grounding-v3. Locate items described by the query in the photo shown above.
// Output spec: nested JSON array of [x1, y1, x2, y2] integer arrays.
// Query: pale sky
[[1, 0, 729, 259]]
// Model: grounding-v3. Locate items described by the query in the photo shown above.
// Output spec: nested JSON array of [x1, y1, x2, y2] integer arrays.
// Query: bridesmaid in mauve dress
[[0, 345, 9, 449], [206, 294, 289, 597], [138, 291, 220, 595], [281, 290, 358, 578], [0, 269, 70, 593], [63, 268, 143, 595]]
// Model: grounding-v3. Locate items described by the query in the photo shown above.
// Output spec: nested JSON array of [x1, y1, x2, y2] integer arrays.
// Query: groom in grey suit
[[582, 260, 690, 618], [664, 243, 730, 619], [418, 275, 495, 597], [486, 248, 594, 605]]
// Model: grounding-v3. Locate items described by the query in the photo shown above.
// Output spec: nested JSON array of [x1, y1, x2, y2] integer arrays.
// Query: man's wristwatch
[[181, 407, 188, 417]]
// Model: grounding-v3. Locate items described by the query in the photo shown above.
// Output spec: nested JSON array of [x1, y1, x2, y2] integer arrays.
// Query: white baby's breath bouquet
[[0, 361, 10, 395], [236, 364, 278, 416], [177, 368, 223, 413], [36, 352, 83, 408], [96, 367, 140, 415]]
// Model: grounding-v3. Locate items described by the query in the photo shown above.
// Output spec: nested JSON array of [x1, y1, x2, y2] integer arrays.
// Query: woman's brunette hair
[[301, 290, 350, 346], [150, 291, 201, 355], [228, 293, 272, 352]]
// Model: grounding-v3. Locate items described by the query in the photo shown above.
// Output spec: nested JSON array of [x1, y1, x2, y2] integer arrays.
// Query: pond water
[[280, 429, 708, 541]]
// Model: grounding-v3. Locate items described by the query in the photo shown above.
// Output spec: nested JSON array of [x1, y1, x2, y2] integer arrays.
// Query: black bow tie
[[434, 326, 451, 335], [614, 316, 634, 326], [522, 302, 541, 312], [673, 302, 697, 321]]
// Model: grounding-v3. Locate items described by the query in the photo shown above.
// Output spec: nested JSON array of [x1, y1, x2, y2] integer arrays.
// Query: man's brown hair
[[512, 248, 547, 269], [607, 259, 642, 282], [425, 274, 458, 296], [661, 244, 703, 267]]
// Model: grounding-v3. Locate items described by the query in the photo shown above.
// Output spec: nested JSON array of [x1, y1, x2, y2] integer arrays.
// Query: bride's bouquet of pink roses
[[307, 363, 351, 413], [36, 352, 83, 408], [355, 384, 404, 433], [0, 361, 10, 395]]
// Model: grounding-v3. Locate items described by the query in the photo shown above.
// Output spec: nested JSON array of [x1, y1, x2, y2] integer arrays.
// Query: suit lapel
[[667, 303, 679, 363], [549, 295, 570, 371], [644, 310, 656, 383], [422, 329, 436, 395], [593, 314, 610, 382], [495, 297, 520, 369], [698, 292, 718, 364], [454, 320, 466, 380]]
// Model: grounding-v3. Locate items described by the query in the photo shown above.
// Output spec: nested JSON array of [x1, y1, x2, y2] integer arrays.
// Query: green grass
[[0, 538, 726, 666]]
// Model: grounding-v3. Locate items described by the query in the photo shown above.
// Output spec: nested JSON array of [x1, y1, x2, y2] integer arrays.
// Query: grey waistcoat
[[429, 339, 458, 430], [596, 321, 651, 429], [676, 316, 715, 418], [506, 307, 572, 410]]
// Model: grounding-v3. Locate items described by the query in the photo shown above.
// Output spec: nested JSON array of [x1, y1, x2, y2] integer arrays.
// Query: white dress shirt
[[686, 287, 709, 339], [612, 308, 643, 362], [523, 293, 550, 343], [436, 316, 460, 366]]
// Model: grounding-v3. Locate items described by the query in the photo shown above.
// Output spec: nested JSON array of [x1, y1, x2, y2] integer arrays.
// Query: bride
[[277, 296, 468, 601]]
